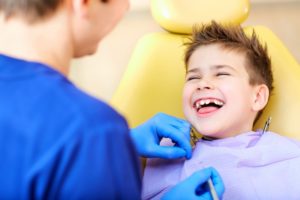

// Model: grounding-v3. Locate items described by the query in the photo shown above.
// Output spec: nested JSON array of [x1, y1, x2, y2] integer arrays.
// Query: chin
[[201, 132, 221, 138], [204, 133, 224, 139], [194, 126, 225, 139], [74, 48, 97, 58]]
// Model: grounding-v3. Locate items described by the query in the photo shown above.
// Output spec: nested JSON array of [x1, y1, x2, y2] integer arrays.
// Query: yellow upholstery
[[151, 0, 250, 34], [249, 26, 300, 139], [111, 33, 186, 127], [111, 1, 300, 140]]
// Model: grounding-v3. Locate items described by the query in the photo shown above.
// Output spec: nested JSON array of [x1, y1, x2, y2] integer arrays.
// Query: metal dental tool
[[207, 178, 219, 200], [261, 116, 272, 135]]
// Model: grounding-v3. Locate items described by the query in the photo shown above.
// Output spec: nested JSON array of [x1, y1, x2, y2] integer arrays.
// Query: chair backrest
[[111, 0, 300, 140]]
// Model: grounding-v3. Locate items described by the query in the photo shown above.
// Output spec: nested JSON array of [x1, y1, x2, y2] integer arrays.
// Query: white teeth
[[196, 102, 201, 109], [200, 100, 206, 105], [194, 98, 224, 109], [216, 101, 224, 106]]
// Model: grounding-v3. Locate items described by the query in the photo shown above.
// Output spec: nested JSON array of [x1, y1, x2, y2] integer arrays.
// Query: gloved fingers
[[195, 182, 212, 199], [155, 112, 189, 125], [149, 145, 187, 159], [193, 168, 225, 200], [210, 167, 225, 198], [197, 192, 212, 200], [155, 113, 191, 140], [181, 168, 212, 189], [156, 125, 192, 159], [162, 168, 215, 200]]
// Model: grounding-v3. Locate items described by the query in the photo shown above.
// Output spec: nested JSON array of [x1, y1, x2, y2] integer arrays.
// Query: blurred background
[[69, 0, 300, 103]]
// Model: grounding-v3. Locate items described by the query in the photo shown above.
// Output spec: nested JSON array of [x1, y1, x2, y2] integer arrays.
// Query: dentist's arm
[[130, 113, 192, 159]]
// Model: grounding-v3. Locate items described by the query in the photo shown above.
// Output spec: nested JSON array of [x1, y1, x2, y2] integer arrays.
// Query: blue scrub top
[[0, 54, 141, 199]]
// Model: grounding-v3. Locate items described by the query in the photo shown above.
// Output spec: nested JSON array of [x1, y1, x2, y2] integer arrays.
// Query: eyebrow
[[187, 64, 237, 73], [212, 64, 237, 72], [187, 68, 201, 74]]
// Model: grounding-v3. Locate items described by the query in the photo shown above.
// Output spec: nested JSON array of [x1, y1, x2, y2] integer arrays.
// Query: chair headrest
[[151, 0, 250, 34]]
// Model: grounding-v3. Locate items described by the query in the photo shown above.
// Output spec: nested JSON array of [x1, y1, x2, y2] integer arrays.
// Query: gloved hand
[[162, 167, 225, 200], [130, 113, 192, 159]]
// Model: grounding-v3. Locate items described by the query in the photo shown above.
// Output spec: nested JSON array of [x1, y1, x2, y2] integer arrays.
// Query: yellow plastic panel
[[151, 0, 250, 34], [248, 26, 300, 140], [111, 33, 187, 128]]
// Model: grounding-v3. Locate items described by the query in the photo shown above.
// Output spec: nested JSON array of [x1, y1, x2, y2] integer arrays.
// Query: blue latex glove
[[130, 113, 192, 159], [162, 167, 225, 200]]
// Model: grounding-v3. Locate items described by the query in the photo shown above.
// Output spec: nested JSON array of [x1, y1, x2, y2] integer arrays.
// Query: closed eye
[[186, 76, 201, 81], [216, 72, 230, 76]]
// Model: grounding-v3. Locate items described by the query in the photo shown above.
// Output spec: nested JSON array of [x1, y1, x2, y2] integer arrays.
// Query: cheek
[[182, 85, 194, 117], [109, 2, 128, 27], [221, 83, 253, 108], [219, 79, 246, 96], [182, 85, 193, 105]]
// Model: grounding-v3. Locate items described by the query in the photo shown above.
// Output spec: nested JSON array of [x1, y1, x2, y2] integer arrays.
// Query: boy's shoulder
[[263, 131, 300, 147], [259, 131, 300, 160]]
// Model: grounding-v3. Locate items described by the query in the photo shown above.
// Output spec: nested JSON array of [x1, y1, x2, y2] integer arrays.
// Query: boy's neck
[[0, 10, 74, 76]]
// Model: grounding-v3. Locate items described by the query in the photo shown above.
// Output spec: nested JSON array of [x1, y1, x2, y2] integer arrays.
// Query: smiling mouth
[[193, 98, 225, 112]]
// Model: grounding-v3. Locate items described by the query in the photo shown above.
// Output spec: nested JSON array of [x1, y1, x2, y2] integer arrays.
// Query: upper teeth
[[195, 99, 224, 109]]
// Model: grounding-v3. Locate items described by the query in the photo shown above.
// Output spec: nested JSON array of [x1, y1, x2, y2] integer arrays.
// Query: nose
[[196, 78, 214, 90]]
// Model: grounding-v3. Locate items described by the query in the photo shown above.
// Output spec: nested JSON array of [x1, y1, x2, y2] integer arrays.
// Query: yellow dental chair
[[111, 0, 300, 140]]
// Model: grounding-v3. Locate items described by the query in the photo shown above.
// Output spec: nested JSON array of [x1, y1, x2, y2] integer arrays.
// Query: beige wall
[[245, 2, 300, 61], [69, 1, 300, 102]]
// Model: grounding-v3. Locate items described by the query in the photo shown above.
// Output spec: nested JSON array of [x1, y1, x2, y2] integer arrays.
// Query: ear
[[251, 84, 269, 112]]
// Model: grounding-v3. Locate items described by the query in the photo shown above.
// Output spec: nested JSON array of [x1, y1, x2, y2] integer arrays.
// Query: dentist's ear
[[252, 84, 269, 112]]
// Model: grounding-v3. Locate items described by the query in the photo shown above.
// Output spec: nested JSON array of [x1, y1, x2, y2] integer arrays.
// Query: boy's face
[[183, 43, 263, 138]]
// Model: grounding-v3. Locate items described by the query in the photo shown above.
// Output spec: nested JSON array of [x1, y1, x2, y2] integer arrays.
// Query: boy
[[0, 0, 224, 199], [142, 21, 300, 199]]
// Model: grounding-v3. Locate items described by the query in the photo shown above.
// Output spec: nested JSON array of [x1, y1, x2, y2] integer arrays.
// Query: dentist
[[0, 0, 224, 199]]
